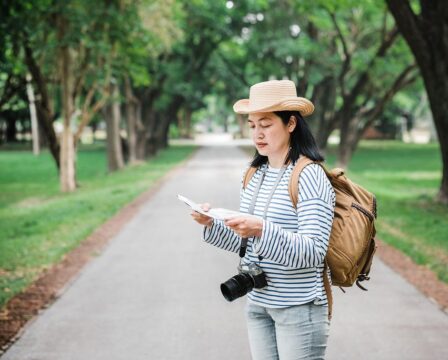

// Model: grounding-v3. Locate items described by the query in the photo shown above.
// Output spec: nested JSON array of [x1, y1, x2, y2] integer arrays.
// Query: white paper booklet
[[177, 194, 245, 220]]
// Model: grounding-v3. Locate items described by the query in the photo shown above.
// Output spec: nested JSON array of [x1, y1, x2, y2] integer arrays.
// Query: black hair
[[249, 110, 324, 168]]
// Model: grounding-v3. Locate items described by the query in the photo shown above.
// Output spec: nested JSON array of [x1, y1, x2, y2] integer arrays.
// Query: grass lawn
[[334, 141, 447, 284], [243, 141, 448, 284], [0, 143, 197, 308]]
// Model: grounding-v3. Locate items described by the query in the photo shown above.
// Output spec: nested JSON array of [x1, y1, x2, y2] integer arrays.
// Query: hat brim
[[233, 97, 314, 117]]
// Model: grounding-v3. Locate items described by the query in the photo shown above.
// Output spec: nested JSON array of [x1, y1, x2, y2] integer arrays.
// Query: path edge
[[0, 147, 200, 355], [376, 239, 448, 314]]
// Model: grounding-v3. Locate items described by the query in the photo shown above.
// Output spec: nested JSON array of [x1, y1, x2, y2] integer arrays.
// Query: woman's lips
[[256, 143, 267, 149]]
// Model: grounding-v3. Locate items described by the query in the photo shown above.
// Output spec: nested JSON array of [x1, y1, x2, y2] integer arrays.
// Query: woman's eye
[[248, 124, 270, 129]]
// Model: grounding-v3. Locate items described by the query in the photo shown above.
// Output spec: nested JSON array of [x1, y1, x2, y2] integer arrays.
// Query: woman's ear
[[288, 116, 297, 133]]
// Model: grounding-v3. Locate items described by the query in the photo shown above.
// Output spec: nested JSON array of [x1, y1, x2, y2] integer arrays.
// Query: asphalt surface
[[2, 144, 448, 360]]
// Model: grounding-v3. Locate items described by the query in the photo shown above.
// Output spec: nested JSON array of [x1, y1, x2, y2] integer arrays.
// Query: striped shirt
[[203, 161, 335, 308]]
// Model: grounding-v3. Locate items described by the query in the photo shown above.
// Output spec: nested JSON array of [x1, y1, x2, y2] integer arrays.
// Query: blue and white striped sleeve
[[202, 219, 241, 253], [252, 164, 335, 268], [201, 167, 250, 253]]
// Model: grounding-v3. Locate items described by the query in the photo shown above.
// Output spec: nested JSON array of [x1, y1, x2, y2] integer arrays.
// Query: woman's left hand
[[224, 216, 263, 238]]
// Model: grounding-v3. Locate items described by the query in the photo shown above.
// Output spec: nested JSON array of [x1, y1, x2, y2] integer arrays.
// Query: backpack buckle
[[358, 273, 370, 282], [356, 274, 370, 291]]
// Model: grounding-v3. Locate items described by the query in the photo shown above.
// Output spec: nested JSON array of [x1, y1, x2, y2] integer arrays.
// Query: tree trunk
[[337, 113, 360, 169], [146, 96, 183, 155], [153, 108, 177, 152], [335, 28, 399, 167], [105, 83, 125, 172], [36, 103, 60, 168], [184, 107, 192, 138], [426, 82, 448, 204], [0, 120, 4, 145], [142, 107, 158, 157], [4, 113, 18, 142], [134, 101, 144, 158], [161, 98, 183, 148], [152, 112, 168, 152], [178, 108, 184, 137], [58, 15, 76, 192], [312, 77, 337, 151], [316, 120, 338, 152], [386, 0, 448, 204], [236, 113, 247, 138], [124, 76, 138, 164], [160, 114, 172, 149], [23, 43, 60, 168], [223, 112, 229, 133], [38, 119, 48, 148], [135, 119, 146, 161], [133, 90, 146, 161], [26, 73, 40, 155], [60, 127, 76, 192], [135, 87, 160, 159]]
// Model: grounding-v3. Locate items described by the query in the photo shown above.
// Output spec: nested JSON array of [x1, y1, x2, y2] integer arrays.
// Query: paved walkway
[[2, 145, 448, 359]]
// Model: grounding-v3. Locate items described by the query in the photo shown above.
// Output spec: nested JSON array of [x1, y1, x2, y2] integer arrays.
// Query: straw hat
[[233, 80, 314, 117]]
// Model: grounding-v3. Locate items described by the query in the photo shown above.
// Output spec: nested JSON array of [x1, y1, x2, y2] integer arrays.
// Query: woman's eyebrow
[[247, 117, 270, 122]]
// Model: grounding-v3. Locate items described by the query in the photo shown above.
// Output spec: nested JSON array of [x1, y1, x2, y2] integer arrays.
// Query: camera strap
[[239, 164, 288, 258]]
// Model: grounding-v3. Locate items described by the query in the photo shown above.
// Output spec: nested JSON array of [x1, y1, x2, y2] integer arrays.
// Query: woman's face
[[247, 112, 295, 158]]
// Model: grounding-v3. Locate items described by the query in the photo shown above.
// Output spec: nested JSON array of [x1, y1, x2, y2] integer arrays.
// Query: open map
[[177, 194, 246, 220]]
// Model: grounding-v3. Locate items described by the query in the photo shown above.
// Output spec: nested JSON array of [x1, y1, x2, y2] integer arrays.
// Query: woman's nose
[[254, 128, 264, 139]]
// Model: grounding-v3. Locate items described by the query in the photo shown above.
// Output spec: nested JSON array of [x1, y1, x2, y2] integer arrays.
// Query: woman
[[191, 80, 335, 360]]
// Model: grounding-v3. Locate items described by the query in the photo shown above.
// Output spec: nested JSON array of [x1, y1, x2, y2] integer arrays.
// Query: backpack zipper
[[372, 196, 377, 219], [351, 203, 374, 222]]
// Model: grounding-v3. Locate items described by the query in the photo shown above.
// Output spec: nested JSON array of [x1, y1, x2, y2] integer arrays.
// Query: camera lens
[[220, 273, 254, 302]]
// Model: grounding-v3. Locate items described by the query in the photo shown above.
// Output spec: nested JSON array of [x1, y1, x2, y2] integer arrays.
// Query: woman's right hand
[[190, 203, 213, 227]]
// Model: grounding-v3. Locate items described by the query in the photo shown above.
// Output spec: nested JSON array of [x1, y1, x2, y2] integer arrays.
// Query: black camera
[[220, 263, 267, 302]]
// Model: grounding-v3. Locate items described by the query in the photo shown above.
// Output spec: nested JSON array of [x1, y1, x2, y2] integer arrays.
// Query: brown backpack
[[243, 156, 377, 318]]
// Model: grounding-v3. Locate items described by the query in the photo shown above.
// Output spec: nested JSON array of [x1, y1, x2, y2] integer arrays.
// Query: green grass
[[331, 141, 448, 284], [243, 141, 448, 283], [0, 143, 197, 308]]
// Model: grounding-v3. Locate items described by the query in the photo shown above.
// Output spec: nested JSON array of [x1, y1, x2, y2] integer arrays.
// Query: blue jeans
[[245, 301, 330, 360]]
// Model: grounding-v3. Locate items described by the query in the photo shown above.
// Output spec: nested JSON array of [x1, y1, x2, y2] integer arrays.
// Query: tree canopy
[[1, 0, 446, 201]]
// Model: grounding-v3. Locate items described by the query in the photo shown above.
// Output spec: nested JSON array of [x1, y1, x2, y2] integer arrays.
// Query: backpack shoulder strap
[[290, 159, 333, 320], [323, 261, 333, 321], [288, 156, 316, 208], [242, 166, 258, 189]]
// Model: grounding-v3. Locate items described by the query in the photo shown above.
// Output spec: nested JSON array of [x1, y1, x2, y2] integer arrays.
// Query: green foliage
[[0, 0, 428, 159], [149, 0, 262, 115], [200, 0, 421, 128], [0, 0, 183, 125], [168, 123, 180, 138]]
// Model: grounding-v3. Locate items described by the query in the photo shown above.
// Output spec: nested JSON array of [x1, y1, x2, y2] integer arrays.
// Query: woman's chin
[[256, 147, 268, 156]]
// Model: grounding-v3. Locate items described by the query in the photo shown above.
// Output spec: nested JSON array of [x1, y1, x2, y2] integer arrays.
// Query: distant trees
[[0, 0, 182, 191], [1, 0, 445, 203], [206, 0, 419, 167]]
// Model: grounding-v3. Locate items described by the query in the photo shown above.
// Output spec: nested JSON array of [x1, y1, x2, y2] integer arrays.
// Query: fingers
[[225, 218, 245, 238], [190, 203, 212, 226], [200, 203, 211, 211], [190, 210, 213, 226], [224, 216, 262, 238], [224, 217, 243, 227]]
